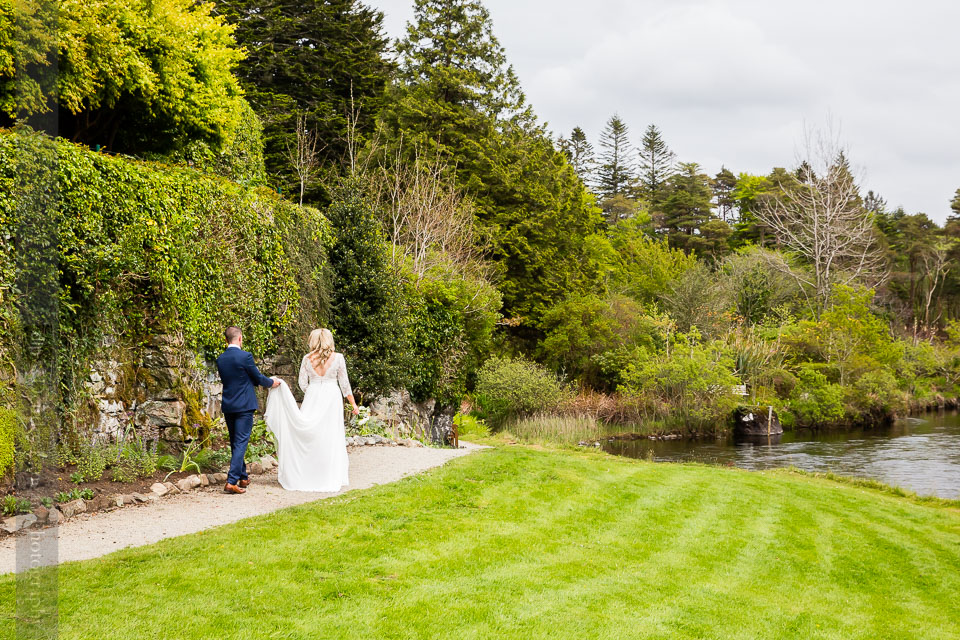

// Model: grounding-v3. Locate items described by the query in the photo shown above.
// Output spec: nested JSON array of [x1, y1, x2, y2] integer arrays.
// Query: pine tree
[[951, 188, 960, 218], [713, 166, 737, 222], [596, 114, 635, 200], [864, 190, 887, 215], [379, 0, 605, 321], [661, 163, 721, 256], [637, 124, 676, 207], [385, 0, 531, 161], [560, 126, 595, 186]]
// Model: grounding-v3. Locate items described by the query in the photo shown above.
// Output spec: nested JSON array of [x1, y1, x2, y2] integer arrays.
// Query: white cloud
[[372, 0, 960, 220]]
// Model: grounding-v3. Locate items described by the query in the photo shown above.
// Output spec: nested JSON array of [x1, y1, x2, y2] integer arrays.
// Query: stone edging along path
[[0, 436, 427, 536], [0, 441, 484, 574]]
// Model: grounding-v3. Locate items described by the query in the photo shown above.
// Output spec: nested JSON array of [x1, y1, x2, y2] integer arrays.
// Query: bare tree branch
[[285, 112, 324, 205], [756, 126, 888, 314]]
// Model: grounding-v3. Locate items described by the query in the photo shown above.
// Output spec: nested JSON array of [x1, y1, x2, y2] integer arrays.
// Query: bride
[[264, 328, 359, 492]]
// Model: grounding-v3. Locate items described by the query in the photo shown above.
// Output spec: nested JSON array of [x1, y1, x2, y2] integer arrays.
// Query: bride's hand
[[351, 405, 360, 416]]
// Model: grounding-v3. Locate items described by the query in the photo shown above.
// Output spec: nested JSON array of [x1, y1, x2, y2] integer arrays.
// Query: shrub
[[662, 263, 734, 338], [608, 218, 697, 303], [453, 413, 489, 439], [473, 357, 567, 426], [406, 269, 501, 406], [788, 366, 844, 427], [618, 334, 740, 430], [721, 247, 800, 325], [538, 293, 660, 389], [109, 441, 159, 483], [75, 445, 108, 482], [849, 369, 907, 419], [244, 420, 276, 461]]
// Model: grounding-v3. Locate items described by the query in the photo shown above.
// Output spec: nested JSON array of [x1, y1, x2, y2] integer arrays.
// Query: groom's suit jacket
[[216, 346, 275, 414]]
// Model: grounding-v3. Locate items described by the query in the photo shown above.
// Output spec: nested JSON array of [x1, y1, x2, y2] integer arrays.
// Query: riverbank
[[498, 393, 960, 447], [2, 445, 958, 639]]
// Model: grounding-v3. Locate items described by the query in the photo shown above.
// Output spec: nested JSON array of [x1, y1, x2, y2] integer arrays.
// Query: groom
[[216, 326, 279, 494]]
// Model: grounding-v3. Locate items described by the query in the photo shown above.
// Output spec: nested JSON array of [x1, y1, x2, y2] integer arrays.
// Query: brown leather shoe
[[238, 478, 251, 488], [224, 483, 246, 494]]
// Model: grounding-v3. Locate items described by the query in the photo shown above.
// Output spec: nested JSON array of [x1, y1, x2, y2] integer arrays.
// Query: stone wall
[[85, 335, 223, 444], [83, 336, 451, 446], [368, 390, 456, 446]]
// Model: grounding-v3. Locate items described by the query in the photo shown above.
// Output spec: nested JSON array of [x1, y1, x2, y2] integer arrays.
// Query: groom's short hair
[[225, 326, 242, 344]]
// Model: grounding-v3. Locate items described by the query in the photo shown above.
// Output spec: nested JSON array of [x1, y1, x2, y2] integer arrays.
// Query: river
[[601, 410, 960, 499]]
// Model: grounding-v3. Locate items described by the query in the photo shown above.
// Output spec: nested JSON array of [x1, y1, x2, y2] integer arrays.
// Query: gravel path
[[0, 442, 486, 574]]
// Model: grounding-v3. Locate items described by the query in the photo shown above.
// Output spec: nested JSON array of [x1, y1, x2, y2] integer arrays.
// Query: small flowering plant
[[345, 406, 390, 437]]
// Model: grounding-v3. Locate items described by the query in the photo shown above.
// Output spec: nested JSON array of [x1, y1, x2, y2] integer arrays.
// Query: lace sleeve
[[337, 354, 353, 398], [298, 355, 310, 393]]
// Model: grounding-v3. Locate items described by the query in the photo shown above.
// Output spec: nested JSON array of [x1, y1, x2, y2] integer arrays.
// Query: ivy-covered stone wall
[[0, 130, 332, 460]]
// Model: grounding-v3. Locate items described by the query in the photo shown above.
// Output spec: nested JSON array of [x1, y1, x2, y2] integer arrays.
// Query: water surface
[[601, 411, 960, 499]]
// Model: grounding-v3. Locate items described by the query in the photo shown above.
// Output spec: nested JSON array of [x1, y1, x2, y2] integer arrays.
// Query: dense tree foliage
[[379, 0, 604, 322], [216, 0, 393, 200], [2, 0, 247, 156]]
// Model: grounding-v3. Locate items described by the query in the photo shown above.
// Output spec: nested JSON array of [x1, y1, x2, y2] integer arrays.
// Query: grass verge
[[1, 446, 958, 639]]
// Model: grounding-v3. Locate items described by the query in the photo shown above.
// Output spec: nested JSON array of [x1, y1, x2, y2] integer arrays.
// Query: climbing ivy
[[0, 129, 333, 466]]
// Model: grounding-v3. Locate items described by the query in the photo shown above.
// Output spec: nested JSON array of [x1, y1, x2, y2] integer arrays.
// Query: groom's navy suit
[[216, 345, 275, 485]]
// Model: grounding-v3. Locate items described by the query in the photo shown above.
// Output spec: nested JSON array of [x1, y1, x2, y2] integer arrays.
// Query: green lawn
[[2, 446, 960, 639]]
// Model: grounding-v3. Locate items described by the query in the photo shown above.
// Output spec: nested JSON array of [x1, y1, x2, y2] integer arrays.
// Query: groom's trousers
[[224, 410, 254, 485]]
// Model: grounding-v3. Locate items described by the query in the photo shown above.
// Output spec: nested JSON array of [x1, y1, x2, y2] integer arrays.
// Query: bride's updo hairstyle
[[308, 328, 335, 371]]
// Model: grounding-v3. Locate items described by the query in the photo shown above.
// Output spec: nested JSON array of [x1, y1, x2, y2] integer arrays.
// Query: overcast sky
[[371, 0, 960, 221]]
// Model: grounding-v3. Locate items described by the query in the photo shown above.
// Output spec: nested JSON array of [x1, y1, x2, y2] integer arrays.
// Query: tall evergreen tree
[[560, 126, 595, 186], [951, 188, 960, 218], [661, 162, 720, 256], [596, 114, 635, 200], [217, 0, 393, 200], [384, 0, 531, 162], [864, 190, 887, 215], [713, 166, 737, 222], [379, 0, 605, 321], [326, 179, 409, 399], [637, 124, 676, 207]]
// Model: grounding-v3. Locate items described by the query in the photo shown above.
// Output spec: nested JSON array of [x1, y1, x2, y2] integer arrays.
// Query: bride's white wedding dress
[[263, 352, 351, 491]]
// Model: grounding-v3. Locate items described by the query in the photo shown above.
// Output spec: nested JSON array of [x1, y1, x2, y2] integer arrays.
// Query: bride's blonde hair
[[308, 328, 335, 371]]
